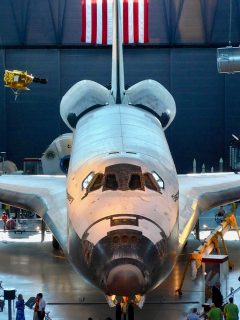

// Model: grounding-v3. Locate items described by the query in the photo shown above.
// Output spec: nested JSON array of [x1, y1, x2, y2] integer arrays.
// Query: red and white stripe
[[81, 0, 149, 44]]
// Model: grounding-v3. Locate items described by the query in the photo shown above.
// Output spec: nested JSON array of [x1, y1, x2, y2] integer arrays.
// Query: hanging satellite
[[4, 70, 47, 100]]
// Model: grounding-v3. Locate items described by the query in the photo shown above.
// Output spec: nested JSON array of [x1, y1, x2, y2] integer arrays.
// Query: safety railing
[[0, 281, 4, 312], [0, 218, 49, 233], [224, 283, 240, 303], [45, 311, 53, 320]]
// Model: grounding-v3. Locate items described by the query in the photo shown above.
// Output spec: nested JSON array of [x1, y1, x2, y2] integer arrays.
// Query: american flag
[[81, 0, 149, 45]]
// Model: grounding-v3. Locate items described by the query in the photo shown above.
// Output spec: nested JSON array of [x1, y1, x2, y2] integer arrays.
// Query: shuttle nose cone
[[106, 264, 144, 296]]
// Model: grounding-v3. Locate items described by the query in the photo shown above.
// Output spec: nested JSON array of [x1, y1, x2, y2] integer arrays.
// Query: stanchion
[[4, 288, 16, 320]]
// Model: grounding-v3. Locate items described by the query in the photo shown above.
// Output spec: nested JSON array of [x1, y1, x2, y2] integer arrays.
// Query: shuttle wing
[[0, 175, 67, 251], [178, 172, 240, 248], [1, 173, 240, 263]]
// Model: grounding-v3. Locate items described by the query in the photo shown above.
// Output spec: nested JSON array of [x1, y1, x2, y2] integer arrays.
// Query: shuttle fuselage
[[60, 0, 179, 301], [65, 101, 179, 297]]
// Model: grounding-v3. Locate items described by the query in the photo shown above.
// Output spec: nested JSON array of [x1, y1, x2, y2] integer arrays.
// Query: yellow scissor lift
[[176, 203, 240, 295]]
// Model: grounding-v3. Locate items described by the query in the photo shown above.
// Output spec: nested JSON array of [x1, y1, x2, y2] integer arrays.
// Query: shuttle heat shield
[[60, 80, 112, 131], [124, 80, 176, 130]]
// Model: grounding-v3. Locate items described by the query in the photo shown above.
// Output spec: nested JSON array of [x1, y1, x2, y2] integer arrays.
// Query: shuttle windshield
[[81, 164, 164, 197], [102, 164, 144, 191]]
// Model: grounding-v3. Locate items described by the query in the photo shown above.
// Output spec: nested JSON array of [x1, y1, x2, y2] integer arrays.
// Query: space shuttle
[[1, 0, 240, 310]]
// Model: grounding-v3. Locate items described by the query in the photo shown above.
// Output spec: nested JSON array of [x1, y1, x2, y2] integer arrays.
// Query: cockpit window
[[129, 174, 142, 190], [81, 167, 164, 199], [105, 174, 118, 190], [152, 171, 164, 189], [143, 173, 159, 191], [103, 164, 144, 191], [88, 173, 104, 192], [82, 172, 95, 190]]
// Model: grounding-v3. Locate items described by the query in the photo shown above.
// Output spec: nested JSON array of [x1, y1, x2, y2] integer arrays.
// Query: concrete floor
[[1, 216, 240, 319]]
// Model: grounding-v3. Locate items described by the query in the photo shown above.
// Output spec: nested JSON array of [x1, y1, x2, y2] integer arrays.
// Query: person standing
[[224, 297, 239, 320], [33, 294, 40, 320], [37, 293, 46, 320], [2, 211, 7, 231], [16, 294, 25, 320], [218, 206, 225, 217], [128, 303, 134, 320], [5, 204, 10, 218], [212, 283, 223, 309], [207, 303, 222, 320], [120, 297, 128, 320], [187, 308, 200, 320]]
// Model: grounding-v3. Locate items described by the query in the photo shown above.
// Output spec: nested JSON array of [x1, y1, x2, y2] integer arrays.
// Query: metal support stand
[[176, 203, 240, 295], [176, 256, 192, 296], [128, 303, 134, 320], [116, 303, 121, 320], [4, 288, 15, 320], [7, 300, 12, 320], [41, 219, 46, 242], [218, 231, 233, 269]]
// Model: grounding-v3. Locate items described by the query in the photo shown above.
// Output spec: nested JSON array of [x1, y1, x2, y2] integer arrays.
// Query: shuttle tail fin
[[111, 0, 125, 103]]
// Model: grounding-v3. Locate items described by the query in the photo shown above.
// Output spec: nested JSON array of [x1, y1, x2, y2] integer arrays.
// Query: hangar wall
[[0, 47, 239, 173], [1, 0, 240, 45]]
